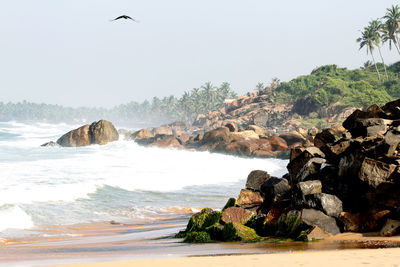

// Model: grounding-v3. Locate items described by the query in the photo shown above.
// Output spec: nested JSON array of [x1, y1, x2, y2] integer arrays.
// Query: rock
[[314, 128, 336, 148], [149, 135, 183, 149], [339, 212, 362, 232], [305, 193, 343, 218], [380, 219, 400, 237], [225, 122, 238, 132], [230, 130, 260, 141], [279, 131, 306, 146], [381, 99, 400, 118], [267, 136, 288, 152], [358, 157, 396, 188], [301, 209, 340, 235], [287, 146, 325, 182], [260, 177, 291, 208], [236, 189, 264, 208], [131, 129, 154, 140], [41, 141, 59, 147], [245, 170, 270, 191], [245, 125, 273, 137], [253, 110, 269, 127], [384, 130, 400, 157], [183, 231, 211, 243], [295, 158, 326, 183], [176, 133, 190, 145], [57, 125, 91, 147], [184, 208, 222, 233], [222, 222, 260, 241], [222, 198, 236, 211], [307, 226, 332, 241], [349, 118, 390, 138], [298, 180, 322, 196], [89, 120, 119, 145], [321, 140, 351, 163], [153, 126, 173, 136], [342, 109, 369, 133], [221, 207, 254, 224], [202, 127, 231, 145]]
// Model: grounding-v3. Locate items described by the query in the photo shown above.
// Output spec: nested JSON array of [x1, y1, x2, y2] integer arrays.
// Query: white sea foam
[[0, 205, 34, 231], [0, 121, 289, 234]]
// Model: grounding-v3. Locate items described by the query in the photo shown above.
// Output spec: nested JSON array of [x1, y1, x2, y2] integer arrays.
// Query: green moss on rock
[[222, 222, 260, 242], [185, 208, 222, 233], [264, 212, 311, 240], [222, 198, 236, 211], [205, 224, 224, 241], [183, 231, 211, 243]]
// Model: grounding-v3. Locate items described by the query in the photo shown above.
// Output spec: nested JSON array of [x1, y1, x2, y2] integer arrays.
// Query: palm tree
[[357, 26, 381, 80], [369, 19, 389, 80], [362, 60, 373, 70], [382, 5, 400, 55]]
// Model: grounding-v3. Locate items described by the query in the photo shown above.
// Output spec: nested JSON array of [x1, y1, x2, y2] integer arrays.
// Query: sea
[[0, 121, 288, 241]]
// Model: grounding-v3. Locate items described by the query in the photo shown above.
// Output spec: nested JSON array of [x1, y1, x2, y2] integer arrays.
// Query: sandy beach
[[52, 247, 400, 267]]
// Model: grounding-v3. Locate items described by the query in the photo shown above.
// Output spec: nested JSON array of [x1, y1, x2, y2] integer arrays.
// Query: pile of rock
[[130, 122, 316, 158], [177, 100, 400, 243], [42, 120, 119, 147]]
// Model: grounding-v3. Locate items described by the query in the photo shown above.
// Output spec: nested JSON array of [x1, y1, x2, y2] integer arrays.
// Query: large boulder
[[221, 207, 254, 224], [295, 157, 326, 183], [236, 189, 264, 208], [245, 170, 270, 191], [260, 177, 291, 208], [301, 209, 340, 235], [131, 129, 153, 140], [202, 127, 231, 145], [287, 146, 325, 183], [358, 157, 396, 188], [305, 193, 343, 218], [57, 125, 91, 147], [89, 120, 119, 145], [380, 219, 400, 237]]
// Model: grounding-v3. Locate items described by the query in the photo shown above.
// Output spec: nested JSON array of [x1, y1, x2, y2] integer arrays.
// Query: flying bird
[[111, 15, 139, 22]]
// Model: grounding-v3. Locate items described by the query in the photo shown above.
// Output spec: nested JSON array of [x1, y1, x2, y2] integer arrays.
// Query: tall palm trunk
[[377, 47, 389, 80], [395, 36, 400, 55], [370, 51, 381, 81]]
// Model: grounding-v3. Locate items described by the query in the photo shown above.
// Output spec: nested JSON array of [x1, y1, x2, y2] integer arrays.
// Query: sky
[[0, 0, 399, 107]]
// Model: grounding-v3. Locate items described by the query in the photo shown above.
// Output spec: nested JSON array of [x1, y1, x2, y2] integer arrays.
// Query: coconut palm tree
[[369, 19, 389, 80], [357, 26, 381, 80], [382, 5, 400, 55]]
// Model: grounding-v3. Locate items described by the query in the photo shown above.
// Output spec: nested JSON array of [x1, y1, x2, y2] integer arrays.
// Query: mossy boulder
[[222, 198, 236, 211], [176, 208, 222, 242], [264, 211, 311, 241], [183, 231, 211, 243], [222, 222, 260, 242], [185, 208, 222, 233]]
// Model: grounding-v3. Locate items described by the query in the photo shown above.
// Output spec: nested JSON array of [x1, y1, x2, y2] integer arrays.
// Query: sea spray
[[0, 121, 288, 238]]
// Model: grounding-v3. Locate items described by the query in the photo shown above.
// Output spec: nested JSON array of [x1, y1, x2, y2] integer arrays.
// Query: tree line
[[357, 5, 400, 80], [0, 82, 237, 126]]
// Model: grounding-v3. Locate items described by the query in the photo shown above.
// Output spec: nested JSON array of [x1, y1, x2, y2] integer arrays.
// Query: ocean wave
[[0, 205, 34, 232]]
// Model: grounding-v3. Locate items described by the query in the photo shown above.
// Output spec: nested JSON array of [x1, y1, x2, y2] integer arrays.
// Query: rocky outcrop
[[56, 120, 119, 147], [178, 99, 400, 243]]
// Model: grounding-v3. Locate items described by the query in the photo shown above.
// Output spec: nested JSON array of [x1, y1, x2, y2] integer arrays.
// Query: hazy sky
[[0, 0, 399, 107]]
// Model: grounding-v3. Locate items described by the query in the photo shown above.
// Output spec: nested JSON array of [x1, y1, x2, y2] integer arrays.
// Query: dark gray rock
[[245, 170, 270, 191], [298, 180, 322, 196], [295, 158, 326, 183], [301, 209, 340, 235], [260, 177, 290, 208], [287, 146, 325, 184], [305, 193, 343, 218], [41, 141, 59, 147]]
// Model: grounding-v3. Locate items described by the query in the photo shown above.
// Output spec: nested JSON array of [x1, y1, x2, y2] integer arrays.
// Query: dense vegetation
[[0, 82, 237, 126]]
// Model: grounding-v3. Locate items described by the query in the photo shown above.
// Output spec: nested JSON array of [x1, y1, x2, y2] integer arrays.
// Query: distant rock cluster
[[177, 99, 400, 243]]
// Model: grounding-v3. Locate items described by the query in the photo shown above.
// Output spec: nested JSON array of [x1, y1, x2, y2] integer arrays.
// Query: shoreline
[[1, 217, 400, 266], [50, 247, 400, 267]]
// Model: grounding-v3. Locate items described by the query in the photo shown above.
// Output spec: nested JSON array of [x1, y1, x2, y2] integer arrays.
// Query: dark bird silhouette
[[111, 15, 139, 22]]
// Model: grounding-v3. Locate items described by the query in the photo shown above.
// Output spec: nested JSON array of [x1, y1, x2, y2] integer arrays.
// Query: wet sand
[[52, 247, 400, 267], [1, 218, 400, 267]]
